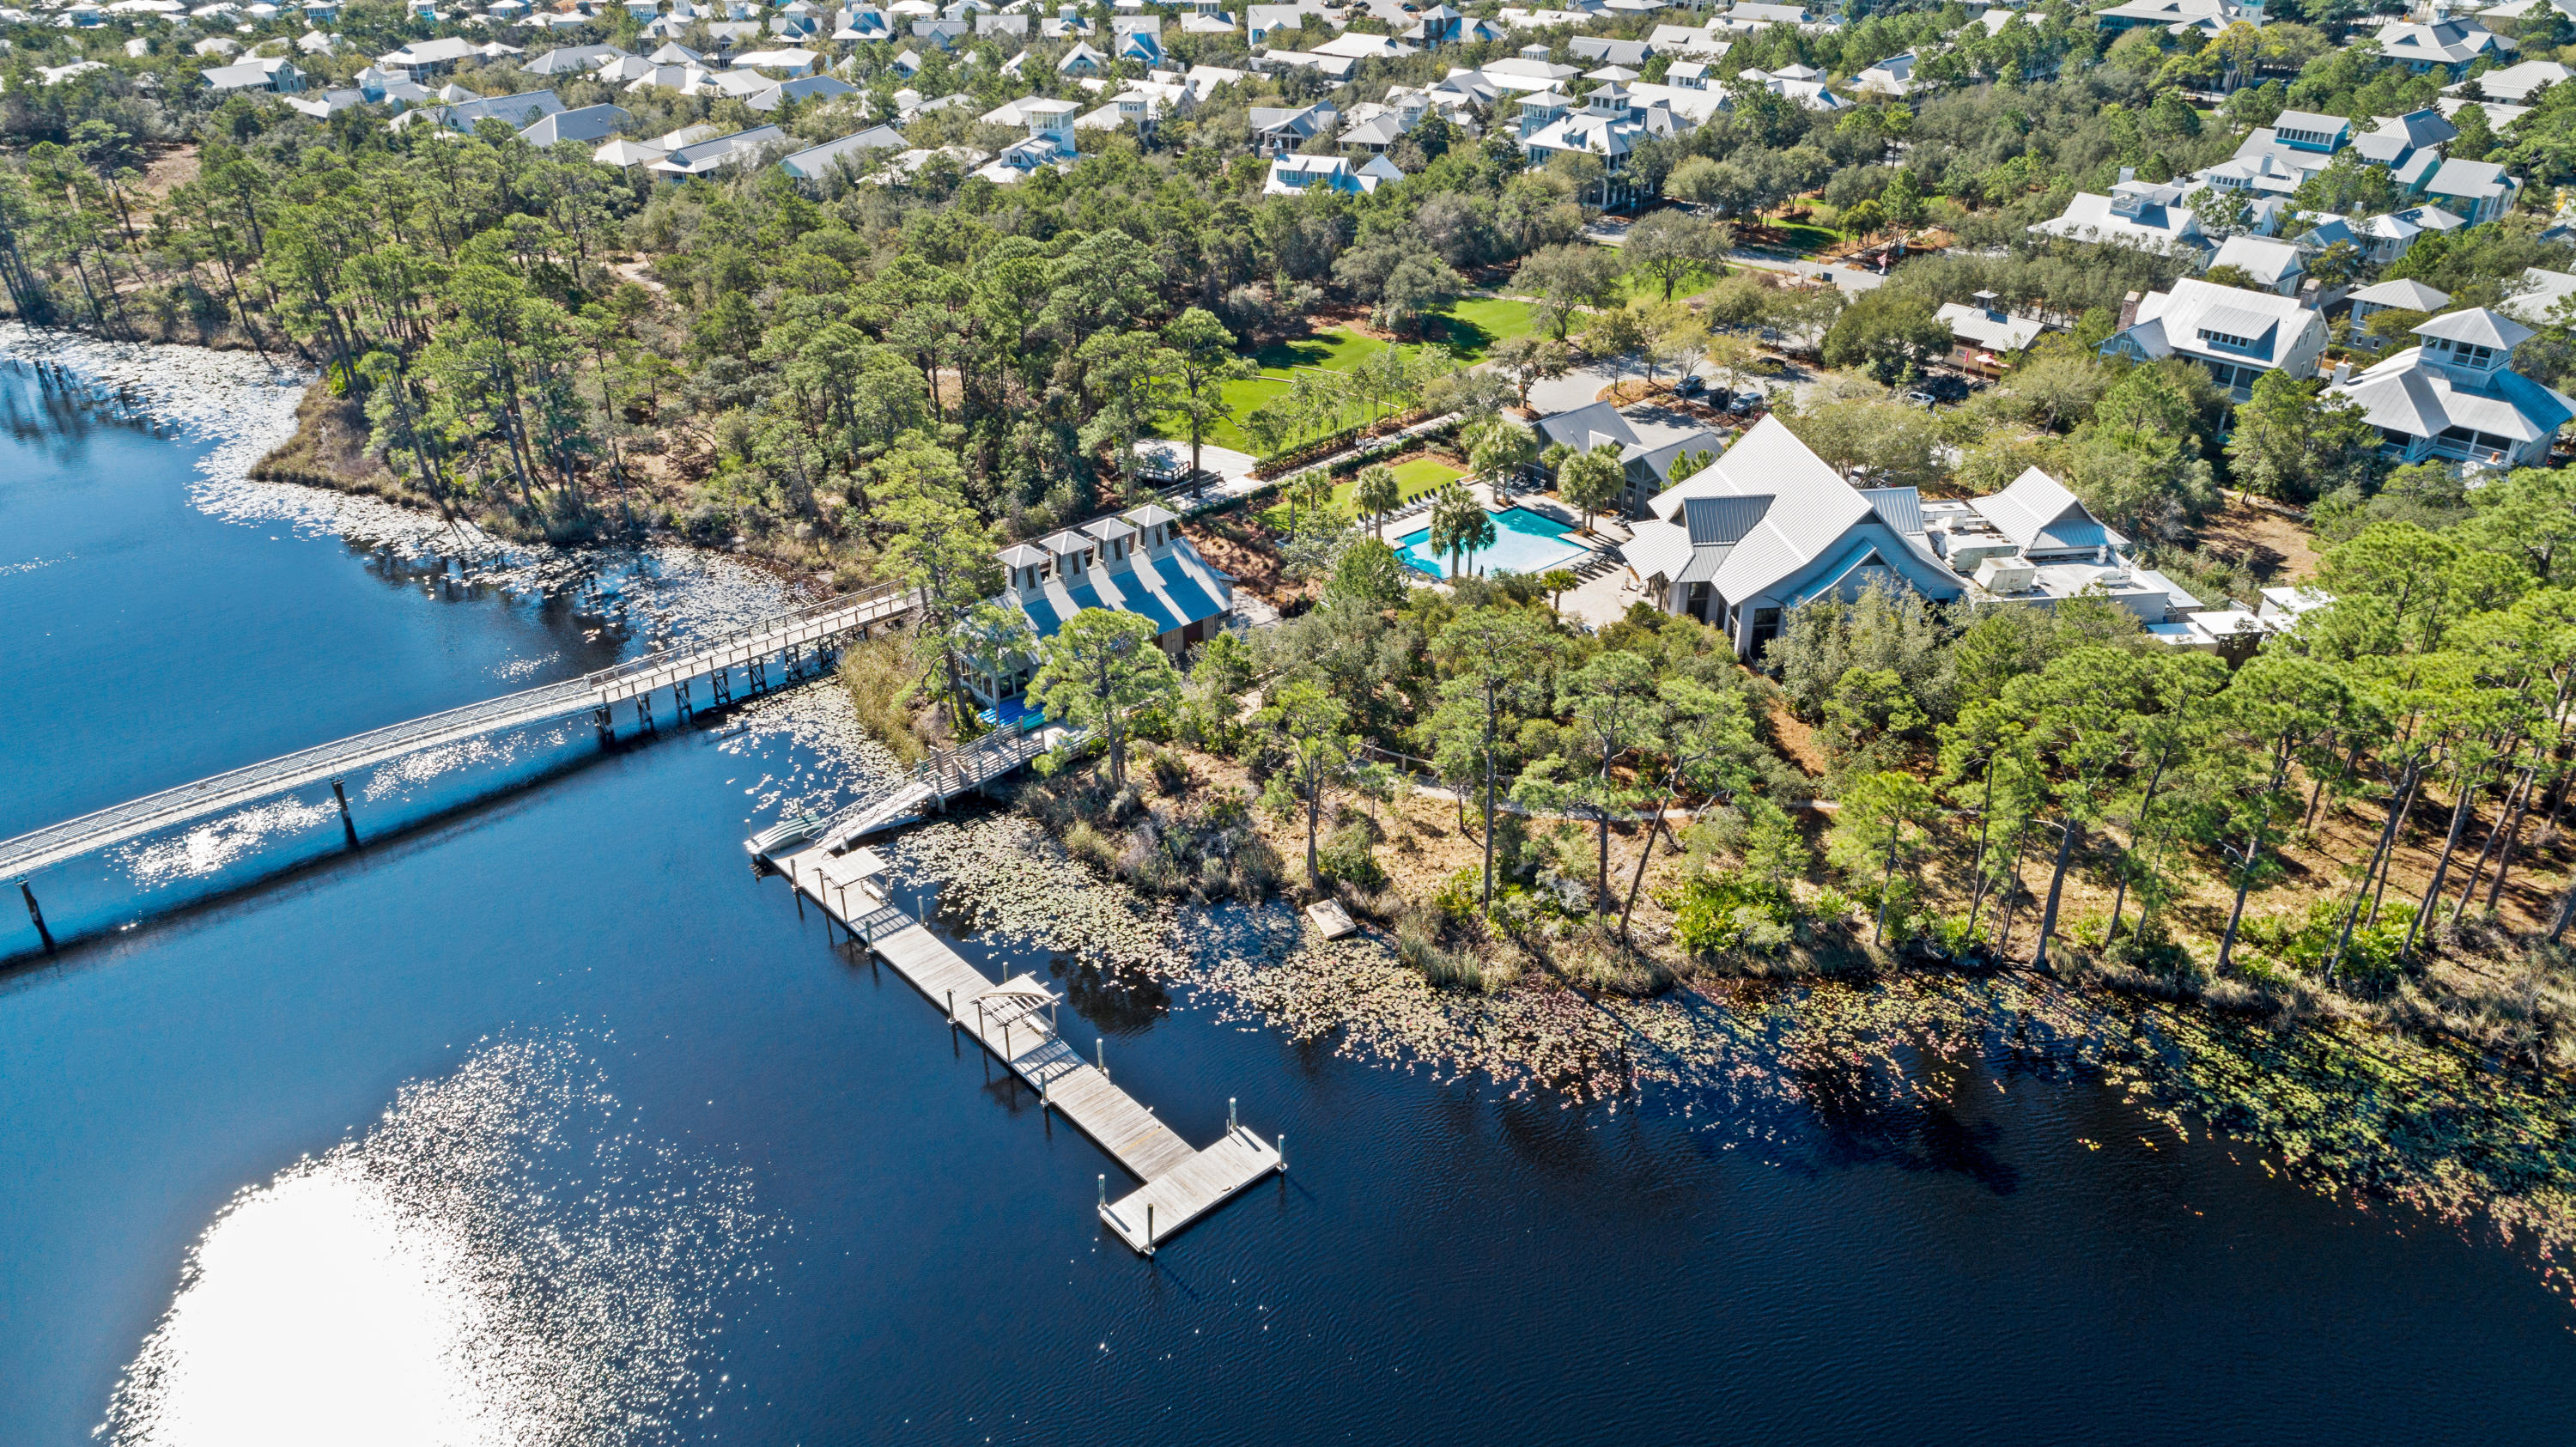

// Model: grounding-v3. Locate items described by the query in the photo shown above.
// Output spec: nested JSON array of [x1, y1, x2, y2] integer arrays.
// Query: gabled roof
[[2211, 234, 2305, 288], [1644, 415, 1961, 606], [2427, 156, 2517, 198], [1971, 467, 2126, 553], [2348, 277, 2451, 311]]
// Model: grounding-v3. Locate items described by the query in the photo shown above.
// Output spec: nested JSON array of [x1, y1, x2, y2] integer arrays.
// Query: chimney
[[2118, 289, 2142, 330], [2331, 359, 2352, 384], [2117, 165, 2136, 185]]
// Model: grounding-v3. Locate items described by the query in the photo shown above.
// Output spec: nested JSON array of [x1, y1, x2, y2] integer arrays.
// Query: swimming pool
[[1392, 506, 1591, 580]]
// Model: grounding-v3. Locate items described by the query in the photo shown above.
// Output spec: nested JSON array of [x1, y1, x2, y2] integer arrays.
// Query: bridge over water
[[4, 581, 920, 946]]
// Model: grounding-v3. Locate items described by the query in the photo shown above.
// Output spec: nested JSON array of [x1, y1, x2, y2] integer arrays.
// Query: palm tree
[[1355, 462, 1402, 538], [1427, 480, 1491, 580], [1285, 469, 1333, 531], [1467, 416, 1539, 501]]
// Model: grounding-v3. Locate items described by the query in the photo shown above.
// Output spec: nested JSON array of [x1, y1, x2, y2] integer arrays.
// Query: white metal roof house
[[519, 103, 631, 146], [2093, 0, 2259, 37], [1621, 416, 1966, 656], [1518, 85, 1694, 208], [1853, 49, 1917, 97], [2327, 307, 2575, 468], [2100, 277, 2328, 401], [2372, 15, 2512, 76], [2501, 266, 2576, 325], [2444, 58, 2571, 104], [397, 88, 566, 133], [2346, 277, 2451, 349], [202, 54, 303, 90], [2420, 157, 2521, 225], [777, 123, 907, 179], [647, 124, 787, 176], [1262, 152, 1402, 194], [2030, 176, 2214, 261], [2210, 234, 2306, 295]]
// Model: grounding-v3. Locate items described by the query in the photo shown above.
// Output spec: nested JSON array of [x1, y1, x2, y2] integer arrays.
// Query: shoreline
[[15, 326, 2576, 1315], [891, 805, 2576, 1310]]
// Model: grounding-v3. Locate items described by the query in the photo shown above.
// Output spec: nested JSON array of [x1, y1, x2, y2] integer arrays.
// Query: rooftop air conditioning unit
[[1974, 556, 2037, 594]]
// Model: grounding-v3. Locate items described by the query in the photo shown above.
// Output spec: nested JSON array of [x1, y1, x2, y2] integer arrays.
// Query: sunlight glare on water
[[99, 1036, 771, 1447]]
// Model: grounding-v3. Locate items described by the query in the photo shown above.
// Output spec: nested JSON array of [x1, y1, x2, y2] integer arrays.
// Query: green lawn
[[1771, 222, 1844, 253], [1176, 324, 1454, 454], [1424, 296, 1536, 359], [1257, 455, 1462, 530]]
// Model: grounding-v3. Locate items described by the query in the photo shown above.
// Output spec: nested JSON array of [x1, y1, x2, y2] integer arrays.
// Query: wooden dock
[[779, 846, 1282, 1255]]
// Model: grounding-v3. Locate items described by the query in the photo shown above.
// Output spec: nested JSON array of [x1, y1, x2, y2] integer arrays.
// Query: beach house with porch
[[2326, 307, 2575, 468]]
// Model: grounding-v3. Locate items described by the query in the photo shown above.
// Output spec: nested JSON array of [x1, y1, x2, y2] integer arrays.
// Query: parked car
[[1902, 389, 1936, 409], [1731, 391, 1766, 412], [1674, 374, 1706, 398]]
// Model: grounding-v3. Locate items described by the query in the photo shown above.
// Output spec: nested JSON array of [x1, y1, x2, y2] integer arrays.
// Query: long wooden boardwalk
[[780, 846, 1282, 1255]]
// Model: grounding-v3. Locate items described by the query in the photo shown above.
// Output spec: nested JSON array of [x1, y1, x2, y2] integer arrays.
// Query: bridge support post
[[713, 667, 733, 707], [635, 692, 655, 734], [331, 778, 359, 848], [592, 702, 614, 747], [673, 678, 693, 723], [19, 881, 54, 953], [750, 658, 768, 695]]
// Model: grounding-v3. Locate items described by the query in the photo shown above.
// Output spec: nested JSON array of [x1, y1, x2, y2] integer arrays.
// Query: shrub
[[1672, 871, 1795, 958], [1319, 821, 1388, 891]]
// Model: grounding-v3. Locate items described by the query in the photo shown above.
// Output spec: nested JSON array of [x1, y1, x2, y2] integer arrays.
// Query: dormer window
[[2199, 325, 2257, 350]]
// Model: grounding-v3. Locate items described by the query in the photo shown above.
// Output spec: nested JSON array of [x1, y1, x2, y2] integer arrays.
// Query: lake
[[3, 331, 2572, 1447]]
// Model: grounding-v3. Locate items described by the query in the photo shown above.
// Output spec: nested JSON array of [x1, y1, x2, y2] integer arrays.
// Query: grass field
[[1423, 296, 1537, 359], [1257, 455, 1464, 530], [1182, 322, 1496, 454]]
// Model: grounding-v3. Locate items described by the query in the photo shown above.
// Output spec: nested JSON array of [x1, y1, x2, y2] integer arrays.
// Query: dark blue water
[[3, 348, 2573, 1447]]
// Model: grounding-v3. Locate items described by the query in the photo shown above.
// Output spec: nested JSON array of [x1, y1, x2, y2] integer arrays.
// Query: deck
[[780, 846, 1281, 1255]]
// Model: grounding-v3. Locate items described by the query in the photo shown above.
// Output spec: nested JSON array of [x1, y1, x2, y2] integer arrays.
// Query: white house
[[203, 54, 303, 90], [2210, 234, 2306, 295], [2100, 277, 2328, 400], [2328, 307, 2575, 468], [2093, 0, 2260, 37], [2345, 277, 2451, 348], [2032, 175, 2214, 260], [647, 124, 787, 176], [1853, 49, 1917, 96], [2501, 266, 2576, 325], [2372, 15, 2512, 76], [1262, 152, 1402, 194]]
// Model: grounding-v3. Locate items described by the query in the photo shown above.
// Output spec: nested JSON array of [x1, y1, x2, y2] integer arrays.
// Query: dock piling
[[20, 880, 54, 953], [331, 778, 359, 847]]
